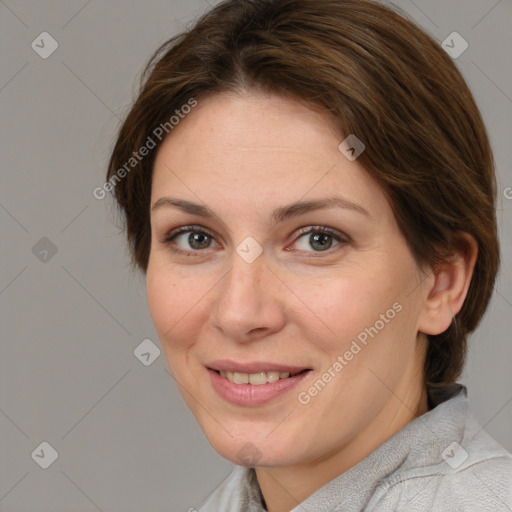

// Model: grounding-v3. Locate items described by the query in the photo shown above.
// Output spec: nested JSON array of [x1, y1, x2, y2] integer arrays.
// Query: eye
[[162, 226, 219, 255], [290, 226, 349, 254]]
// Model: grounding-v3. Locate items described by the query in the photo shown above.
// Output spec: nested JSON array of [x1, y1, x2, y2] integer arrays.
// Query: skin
[[146, 91, 477, 512]]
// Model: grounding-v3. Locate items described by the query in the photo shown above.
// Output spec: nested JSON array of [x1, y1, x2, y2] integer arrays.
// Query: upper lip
[[206, 359, 311, 374]]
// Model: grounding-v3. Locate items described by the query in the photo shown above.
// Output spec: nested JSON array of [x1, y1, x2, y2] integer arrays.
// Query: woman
[[106, 0, 512, 510]]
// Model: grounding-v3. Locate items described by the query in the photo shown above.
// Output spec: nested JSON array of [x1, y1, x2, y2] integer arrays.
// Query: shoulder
[[368, 392, 512, 512], [372, 438, 512, 511], [430, 453, 512, 511]]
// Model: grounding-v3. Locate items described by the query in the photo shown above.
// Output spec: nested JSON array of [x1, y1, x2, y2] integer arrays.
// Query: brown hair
[[106, 0, 500, 406]]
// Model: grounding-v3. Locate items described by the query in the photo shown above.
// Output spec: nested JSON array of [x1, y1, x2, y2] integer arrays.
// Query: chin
[[203, 426, 303, 467]]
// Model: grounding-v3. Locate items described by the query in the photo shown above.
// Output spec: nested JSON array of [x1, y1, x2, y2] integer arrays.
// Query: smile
[[217, 369, 307, 385], [206, 361, 312, 406]]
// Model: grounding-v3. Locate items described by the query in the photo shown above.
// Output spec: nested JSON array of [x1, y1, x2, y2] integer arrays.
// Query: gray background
[[1, 0, 511, 511]]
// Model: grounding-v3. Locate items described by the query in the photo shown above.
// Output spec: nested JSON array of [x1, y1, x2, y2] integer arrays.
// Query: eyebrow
[[151, 195, 370, 226]]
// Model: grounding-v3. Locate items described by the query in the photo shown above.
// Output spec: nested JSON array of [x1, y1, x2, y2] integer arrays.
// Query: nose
[[210, 245, 286, 343]]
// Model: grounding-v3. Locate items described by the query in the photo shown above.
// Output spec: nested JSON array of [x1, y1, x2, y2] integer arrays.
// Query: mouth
[[206, 365, 313, 406], [205, 360, 313, 405], [211, 368, 310, 385]]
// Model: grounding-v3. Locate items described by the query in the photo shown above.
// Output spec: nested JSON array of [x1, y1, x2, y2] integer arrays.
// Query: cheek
[[146, 266, 170, 329], [146, 260, 198, 348], [299, 260, 417, 369], [298, 268, 392, 341]]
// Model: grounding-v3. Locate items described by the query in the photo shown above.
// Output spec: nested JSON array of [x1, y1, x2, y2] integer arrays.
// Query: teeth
[[233, 372, 249, 384], [219, 370, 302, 384], [266, 371, 280, 382], [249, 372, 267, 385]]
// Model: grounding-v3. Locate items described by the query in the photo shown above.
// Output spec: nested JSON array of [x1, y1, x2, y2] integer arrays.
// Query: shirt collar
[[240, 385, 469, 511]]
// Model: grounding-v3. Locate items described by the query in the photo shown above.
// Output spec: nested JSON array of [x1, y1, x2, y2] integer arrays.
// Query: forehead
[[151, 92, 389, 221]]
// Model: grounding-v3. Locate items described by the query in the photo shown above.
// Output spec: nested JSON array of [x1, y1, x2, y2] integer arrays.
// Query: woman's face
[[146, 92, 431, 468]]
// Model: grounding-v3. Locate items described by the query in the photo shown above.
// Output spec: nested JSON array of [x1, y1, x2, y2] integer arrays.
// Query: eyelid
[[293, 225, 350, 244], [163, 224, 216, 244]]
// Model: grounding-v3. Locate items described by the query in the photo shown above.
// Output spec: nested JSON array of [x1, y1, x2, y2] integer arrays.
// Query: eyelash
[[161, 225, 350, 257]]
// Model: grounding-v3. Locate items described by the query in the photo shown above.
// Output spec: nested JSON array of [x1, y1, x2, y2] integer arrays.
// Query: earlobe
[[418, 233, 478, 336]]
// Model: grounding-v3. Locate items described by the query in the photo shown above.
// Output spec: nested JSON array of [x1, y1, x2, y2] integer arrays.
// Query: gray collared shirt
[[196, 387, 512, 511]]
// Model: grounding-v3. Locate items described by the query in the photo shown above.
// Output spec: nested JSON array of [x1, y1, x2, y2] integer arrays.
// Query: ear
[[418, 233, 478, 336]]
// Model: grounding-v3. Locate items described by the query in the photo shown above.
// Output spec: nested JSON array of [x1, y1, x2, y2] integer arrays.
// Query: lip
[[207, 366, 312, 406], [206, 359, 310, 374]]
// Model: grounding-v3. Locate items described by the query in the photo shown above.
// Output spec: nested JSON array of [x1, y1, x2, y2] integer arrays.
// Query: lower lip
[[208, 369, 311, 406]]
